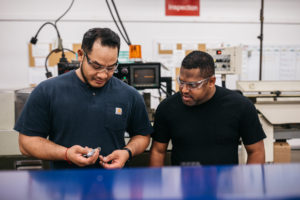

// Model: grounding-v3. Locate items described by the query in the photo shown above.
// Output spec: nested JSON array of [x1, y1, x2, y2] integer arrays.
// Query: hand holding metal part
[[66, 145, 100, 167], [83, 147, 101, 158]]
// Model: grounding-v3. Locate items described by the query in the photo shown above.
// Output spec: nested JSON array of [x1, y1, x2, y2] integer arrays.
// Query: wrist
[[122, 147, 132, 161], [65, 148, 72, 165]]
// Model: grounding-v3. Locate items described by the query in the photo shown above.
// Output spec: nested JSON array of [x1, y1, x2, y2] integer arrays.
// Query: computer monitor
[[114, 62, 161, 90], [130, 63, 160, 89]]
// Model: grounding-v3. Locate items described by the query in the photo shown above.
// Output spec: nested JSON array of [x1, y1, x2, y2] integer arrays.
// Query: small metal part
[[83, 147, 101, 158]]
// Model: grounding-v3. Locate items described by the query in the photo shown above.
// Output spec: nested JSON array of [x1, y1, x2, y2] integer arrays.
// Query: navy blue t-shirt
[[15, 71, 153, 169]]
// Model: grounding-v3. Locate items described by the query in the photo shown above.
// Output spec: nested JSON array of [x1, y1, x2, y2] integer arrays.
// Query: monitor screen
[[133, 68, 155, 84], [130, 63, 160, 89]]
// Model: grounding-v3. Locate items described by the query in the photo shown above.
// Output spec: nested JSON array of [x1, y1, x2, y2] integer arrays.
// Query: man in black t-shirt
[[150, 51, 266, 166]]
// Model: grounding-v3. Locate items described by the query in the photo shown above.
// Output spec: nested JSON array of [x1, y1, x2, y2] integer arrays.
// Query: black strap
[[122, 147, 132, 161], [80, 55, 92, 88]]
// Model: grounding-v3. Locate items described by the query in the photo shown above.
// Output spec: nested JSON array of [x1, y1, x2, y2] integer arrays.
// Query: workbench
[[1, 164, 300, 199]]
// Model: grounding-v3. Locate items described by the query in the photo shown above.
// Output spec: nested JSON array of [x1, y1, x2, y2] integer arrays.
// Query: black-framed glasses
[[84, 52, 118, 73], [177, 77, 210, 90]]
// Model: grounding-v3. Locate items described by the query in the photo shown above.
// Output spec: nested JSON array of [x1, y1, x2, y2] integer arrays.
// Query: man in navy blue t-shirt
[[15, 28, 153, 169]]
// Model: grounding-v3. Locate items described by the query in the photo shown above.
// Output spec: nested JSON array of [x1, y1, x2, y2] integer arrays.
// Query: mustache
[[92, 77, 105, 81], [180, 92, 192, 98]]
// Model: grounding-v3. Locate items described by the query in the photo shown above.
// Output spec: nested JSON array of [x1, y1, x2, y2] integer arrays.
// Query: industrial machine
[[237, 80, 300, 162]]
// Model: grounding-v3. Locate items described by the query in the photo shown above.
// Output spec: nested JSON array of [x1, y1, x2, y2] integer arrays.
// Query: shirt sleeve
[[239, 99, 266, 145], [151, 102, 171, 144], [14, 84, 50, 138], [126, 91, 153, 137]]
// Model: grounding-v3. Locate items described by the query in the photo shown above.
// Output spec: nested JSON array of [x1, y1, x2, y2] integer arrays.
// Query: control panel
[[207, 46, 242, 74], [114, 63, 131, 84]]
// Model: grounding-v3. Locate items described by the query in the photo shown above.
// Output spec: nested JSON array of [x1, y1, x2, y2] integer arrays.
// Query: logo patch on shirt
[[115, 107, 122, 115]]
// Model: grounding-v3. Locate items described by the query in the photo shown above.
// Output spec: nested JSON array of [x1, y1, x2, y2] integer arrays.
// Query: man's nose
[[96, 70, 108, 79], [181, 84, 190, 93]]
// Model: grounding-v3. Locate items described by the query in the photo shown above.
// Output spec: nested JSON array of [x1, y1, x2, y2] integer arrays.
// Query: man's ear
[[208, 76, 216, 87], [77, 49, 84, 61]]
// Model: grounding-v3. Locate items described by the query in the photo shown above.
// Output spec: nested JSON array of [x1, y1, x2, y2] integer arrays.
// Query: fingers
[[68, 147, 127, 169], [99, 150, 127, 169], [83, 146, 93, 155], [101, 161, 122, 169], [99, 153, 113, 168], [68, 145, 100, 167], [82, 147, 100, 165], [101, 154, 114, 163], [89, 148, 100, 163]]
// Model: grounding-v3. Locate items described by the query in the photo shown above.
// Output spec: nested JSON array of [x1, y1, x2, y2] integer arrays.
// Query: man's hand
[[66, 145, 100, 167], [99, 149, 130, 169]]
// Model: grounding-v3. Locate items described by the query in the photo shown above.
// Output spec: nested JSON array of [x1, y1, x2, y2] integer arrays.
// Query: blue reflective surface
[[1, 164, 300, 200]]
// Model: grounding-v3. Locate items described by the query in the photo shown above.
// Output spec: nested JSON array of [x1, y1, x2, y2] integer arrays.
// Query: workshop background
[[0, 0, 300, 167], [1, 1, 300, 199], [1, 0, 300, 88]]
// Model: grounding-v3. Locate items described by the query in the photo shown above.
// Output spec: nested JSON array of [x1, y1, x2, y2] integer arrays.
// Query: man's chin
[[182, 98, 195, 106], [91, 80, 106, 88]]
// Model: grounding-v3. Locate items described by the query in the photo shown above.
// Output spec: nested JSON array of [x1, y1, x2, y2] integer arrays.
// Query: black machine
[[57, 56, 80, 76], [114, 62, 161, 90]]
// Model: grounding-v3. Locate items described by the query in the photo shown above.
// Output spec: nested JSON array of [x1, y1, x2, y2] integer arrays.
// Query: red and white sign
[[165, 0, 200, 16]]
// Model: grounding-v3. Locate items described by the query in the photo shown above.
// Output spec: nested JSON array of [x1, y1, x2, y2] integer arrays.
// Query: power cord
[[106, 0, 131, 46], [30, 0, 75, 78], [161, 83, 176, 94], [44, 48, 77, 78]]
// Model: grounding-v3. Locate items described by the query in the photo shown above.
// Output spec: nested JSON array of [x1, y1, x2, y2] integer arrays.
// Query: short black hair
[[81, 28, 120, 54], [181, 51, 215, 78]]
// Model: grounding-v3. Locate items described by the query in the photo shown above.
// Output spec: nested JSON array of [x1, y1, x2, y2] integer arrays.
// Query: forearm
[[247, 151, 265, 164], [125, 135, 150, 157], [19, 133, 66, 160], [149, 140, 168, 167], [149, 149, 165, 167]]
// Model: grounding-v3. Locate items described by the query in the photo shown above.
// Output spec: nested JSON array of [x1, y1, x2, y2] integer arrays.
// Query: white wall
[[0, 0, 300, 89]]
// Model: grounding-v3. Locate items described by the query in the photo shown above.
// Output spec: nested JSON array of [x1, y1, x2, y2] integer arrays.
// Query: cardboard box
[[274, 142, 291, 163]]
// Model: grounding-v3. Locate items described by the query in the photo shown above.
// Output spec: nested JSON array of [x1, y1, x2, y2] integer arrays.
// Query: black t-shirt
[[152, 86, 266, 165], [14, 71, 153, 169]]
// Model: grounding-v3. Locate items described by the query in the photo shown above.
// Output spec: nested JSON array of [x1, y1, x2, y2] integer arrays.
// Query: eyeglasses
[[177, 77, 209, 90], [84, 52, 118, 73]]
